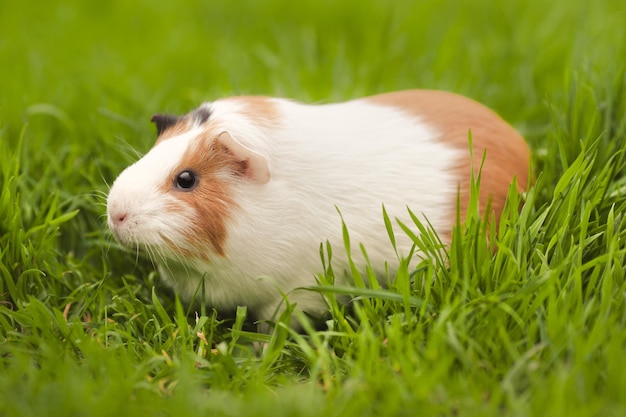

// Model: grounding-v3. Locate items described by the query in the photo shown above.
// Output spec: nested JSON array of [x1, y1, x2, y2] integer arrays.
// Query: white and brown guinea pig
[[107, 90, 530, 324]]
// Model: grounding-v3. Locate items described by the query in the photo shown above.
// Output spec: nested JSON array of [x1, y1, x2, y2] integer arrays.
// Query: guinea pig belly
[[156, 255, 330, 323]]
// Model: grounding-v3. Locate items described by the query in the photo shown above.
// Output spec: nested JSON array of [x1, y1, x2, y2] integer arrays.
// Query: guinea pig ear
[[151, 114, 181, 136], [217, 131, 270, 184]]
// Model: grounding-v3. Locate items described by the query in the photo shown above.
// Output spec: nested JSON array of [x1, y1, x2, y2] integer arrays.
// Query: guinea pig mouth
[[110, 228, 173, 260], [109, 226, 141, 249], [108, 219, 151, 249], [107, 211, 158, 247], [112, 227, 190, 253]]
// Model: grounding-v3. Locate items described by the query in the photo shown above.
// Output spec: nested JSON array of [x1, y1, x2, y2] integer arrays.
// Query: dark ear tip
[[151, 114, 174, 124], [151, 114, 180, 136]]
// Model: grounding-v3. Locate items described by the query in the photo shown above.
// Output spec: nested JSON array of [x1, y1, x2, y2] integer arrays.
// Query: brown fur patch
[[222, 96, 280, 131], [160, 129, 242, 258], [366, 90, 531, 235]]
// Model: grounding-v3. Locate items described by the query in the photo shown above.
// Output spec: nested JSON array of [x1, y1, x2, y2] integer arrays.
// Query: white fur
[[107, 97, 461, 324]]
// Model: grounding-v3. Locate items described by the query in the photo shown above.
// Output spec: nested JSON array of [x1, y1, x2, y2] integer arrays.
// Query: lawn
[[1, 0, 625, 416]]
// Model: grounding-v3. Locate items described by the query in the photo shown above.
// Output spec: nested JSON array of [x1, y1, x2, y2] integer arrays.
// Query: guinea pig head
[[107, 114, 270, 261]]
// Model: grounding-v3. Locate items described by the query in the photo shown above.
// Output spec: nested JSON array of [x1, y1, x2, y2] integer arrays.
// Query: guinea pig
[[106, 90, 530, 326]]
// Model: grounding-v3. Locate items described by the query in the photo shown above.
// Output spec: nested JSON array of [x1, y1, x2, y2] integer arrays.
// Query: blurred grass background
[[1, 0, 625, 415]]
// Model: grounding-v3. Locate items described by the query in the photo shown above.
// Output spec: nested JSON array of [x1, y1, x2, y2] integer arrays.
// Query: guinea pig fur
[[107, 90, 531, 326]]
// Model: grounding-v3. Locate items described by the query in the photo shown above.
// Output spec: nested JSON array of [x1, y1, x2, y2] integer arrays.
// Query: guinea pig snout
[[109, 208, 128, 227], [106, 184, 178, 248], [106, 186, 146, 242], [107, 200, 133, 241]]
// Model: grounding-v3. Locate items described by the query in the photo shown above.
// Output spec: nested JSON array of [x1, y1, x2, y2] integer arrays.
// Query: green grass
[[1, 0, 626, 415]]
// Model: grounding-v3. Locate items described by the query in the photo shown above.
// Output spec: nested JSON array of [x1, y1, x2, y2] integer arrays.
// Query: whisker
[[113, 136, 144, 162]]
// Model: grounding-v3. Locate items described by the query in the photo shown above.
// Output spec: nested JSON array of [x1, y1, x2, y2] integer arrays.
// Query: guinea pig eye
[[175, 170, 198, 191]]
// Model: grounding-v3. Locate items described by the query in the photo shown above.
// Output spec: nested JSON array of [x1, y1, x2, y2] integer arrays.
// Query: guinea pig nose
[[111, 212, 128, 225]]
